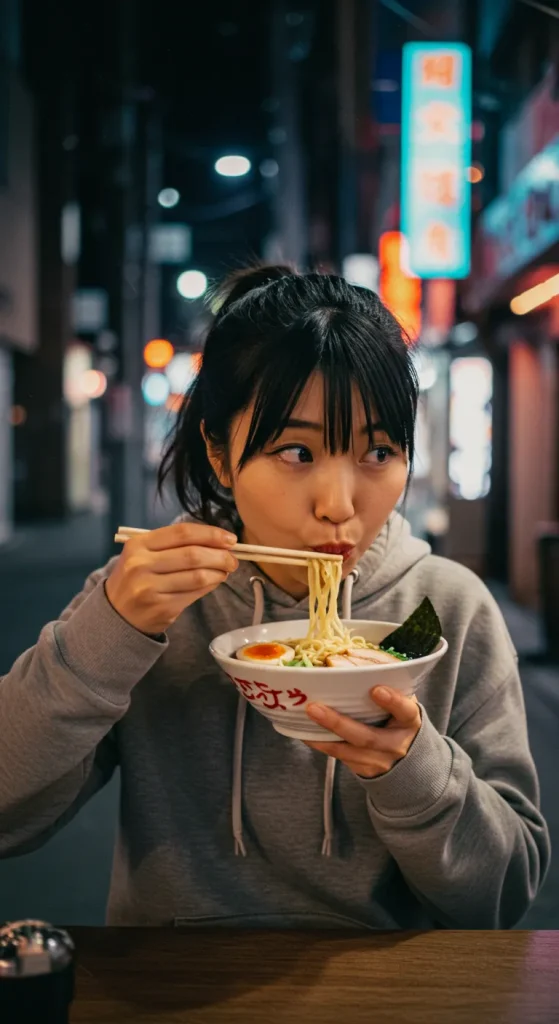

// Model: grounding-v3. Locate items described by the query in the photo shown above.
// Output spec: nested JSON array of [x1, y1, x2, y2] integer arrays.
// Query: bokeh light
[[158, 188, 180, 208], [165, 352, 198, 393], [142, 372, 171, 407], [215, 155, 251, 178], [177, 270, 208, 299], [466, 164, 484, 184], [510, 272, 559, 315], [259, 158, 279, 179], [81, 370, 107, 399], [144, 339, 175, 369]]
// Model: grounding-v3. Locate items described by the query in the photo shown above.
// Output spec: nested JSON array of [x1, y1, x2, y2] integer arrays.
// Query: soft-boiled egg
[[236, 642, 295, 665]]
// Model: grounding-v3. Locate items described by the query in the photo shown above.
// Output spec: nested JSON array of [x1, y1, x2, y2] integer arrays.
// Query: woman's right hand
[[105, 523, 239, 635]]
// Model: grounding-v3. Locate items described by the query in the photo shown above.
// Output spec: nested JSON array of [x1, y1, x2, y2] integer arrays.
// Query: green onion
[[384, 647, 409, 662]]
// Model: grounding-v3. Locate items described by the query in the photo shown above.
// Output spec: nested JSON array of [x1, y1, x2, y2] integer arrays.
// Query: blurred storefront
[[382, 38, 493, 578], [463, 67, 559, 608], [62, 343, 105, 513], [0, 1, 38, 542]]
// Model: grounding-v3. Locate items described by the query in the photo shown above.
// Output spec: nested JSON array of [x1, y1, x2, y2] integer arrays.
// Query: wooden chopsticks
[[114, 526, 342, 568]]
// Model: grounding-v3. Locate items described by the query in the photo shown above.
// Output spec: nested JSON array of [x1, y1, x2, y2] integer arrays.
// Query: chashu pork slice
[[325, 647, 400, 668]]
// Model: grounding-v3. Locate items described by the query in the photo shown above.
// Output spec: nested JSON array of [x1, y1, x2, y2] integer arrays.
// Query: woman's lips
[[312, 543, 355, 562]]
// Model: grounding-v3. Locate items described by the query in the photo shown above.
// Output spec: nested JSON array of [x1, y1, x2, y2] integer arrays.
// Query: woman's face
[[210, 373, 409, 598]]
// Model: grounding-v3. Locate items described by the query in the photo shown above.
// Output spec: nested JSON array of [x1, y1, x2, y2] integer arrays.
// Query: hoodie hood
[[221, 511, 431, 613]]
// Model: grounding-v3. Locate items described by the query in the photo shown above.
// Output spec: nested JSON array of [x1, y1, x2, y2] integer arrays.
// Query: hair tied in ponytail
[[212, 263, 297, 318]]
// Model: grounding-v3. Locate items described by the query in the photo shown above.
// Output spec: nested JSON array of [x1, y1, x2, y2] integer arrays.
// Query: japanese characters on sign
[[401, 43, 472, 279]]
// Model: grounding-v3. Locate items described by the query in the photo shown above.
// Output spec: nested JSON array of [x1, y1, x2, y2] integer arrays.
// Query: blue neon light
[[401, 43, 472, 278]]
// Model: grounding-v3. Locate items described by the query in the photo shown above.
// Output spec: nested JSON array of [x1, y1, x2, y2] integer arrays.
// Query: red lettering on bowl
[[286, 688, 307, 707], [227, 675, 308, 711]]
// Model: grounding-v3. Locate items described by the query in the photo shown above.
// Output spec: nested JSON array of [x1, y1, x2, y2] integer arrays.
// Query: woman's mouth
[[312, 543, 355, 563]]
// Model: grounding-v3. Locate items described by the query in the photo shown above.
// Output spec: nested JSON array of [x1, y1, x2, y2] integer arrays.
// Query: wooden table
[[69, 928, 559, 1024]]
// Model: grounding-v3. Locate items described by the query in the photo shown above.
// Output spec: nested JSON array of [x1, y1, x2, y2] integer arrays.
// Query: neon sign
[[401, 43, 472, 278], [379, 232, 422, 341]]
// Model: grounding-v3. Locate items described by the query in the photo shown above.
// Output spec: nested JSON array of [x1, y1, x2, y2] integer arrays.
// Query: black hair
[[158, 264, 419, 527]]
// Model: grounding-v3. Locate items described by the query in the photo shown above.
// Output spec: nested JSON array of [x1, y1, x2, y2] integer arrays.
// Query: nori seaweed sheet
[[379, 597, 442, 660]]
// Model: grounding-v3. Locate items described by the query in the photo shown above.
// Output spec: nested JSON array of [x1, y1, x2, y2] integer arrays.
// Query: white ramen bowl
[[210, 619, 448, 741]]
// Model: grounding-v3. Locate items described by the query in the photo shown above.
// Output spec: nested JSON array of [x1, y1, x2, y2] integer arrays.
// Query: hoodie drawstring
[[231, 576, 265, 857], [232, 699, 248, 857], [321, 756, 337, 857], [231, 569, 359, 858], [342, 567, 358, 621]]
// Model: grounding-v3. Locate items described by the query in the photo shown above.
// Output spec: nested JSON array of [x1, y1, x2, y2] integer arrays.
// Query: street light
[[177, 270, 208, 300], [215, 155, 251, 178], [158, 188, 180, 209]]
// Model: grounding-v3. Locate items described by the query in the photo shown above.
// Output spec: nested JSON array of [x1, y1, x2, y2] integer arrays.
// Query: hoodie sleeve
[[359, 668, 550, 929], [0, 564, 168, 856]]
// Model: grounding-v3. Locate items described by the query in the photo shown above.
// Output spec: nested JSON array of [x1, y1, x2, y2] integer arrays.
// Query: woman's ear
[[201, 422, 232, 489]]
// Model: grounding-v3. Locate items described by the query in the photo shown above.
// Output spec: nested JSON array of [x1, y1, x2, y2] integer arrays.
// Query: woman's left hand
[[304, 687, 422, 778]]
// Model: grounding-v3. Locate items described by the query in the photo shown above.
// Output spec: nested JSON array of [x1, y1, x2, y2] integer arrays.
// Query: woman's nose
[[313, 464, 355, 524]]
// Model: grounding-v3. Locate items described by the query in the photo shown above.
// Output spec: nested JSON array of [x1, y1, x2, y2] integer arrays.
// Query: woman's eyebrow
[[284, 419, 323, 431], [284, 418, 385, 432]]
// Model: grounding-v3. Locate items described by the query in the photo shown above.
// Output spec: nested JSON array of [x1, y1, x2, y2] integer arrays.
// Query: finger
[[306, 703, 382, 748], [142, 523, 237, 553], [146, 545, 239, 576], [166, 580, 227, 618], [306, 724, 411, 757], [155, 568, 231, 595], [304, 741, 393, 776], [342, 758, 393, 778], [370, 687, 421, 728], [306, 702, 418, 757], [305, 740, 360, 758]]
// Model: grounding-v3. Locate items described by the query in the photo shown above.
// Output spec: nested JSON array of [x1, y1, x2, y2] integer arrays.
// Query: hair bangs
[[236, 310, 418, 470], [318, 311, 418, 462], [237, 327, 319, 469]]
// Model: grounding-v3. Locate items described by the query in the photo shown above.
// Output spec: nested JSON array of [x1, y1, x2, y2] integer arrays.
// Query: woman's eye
[[275, 445, 313, 465], [363, 446, 395, 466]]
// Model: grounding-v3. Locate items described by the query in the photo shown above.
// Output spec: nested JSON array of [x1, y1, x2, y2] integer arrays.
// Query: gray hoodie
[[0, 514, 550, 929]]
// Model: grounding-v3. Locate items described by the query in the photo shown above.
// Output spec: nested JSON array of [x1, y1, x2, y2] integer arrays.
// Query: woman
[[0, 266, 549, 929]]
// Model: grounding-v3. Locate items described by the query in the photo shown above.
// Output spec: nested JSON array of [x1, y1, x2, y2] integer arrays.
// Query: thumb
[[370, 687, 420, 728]]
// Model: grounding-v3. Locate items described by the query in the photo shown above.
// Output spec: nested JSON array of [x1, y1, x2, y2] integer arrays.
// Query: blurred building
[[0, 0, 37, 542], [1, 0, 275, 552], [463, 1, 559, 607]]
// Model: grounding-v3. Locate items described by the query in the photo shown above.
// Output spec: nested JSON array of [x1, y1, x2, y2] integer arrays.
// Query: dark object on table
[[380, 597, 442, 660], [0, 920, 75, 1024]]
